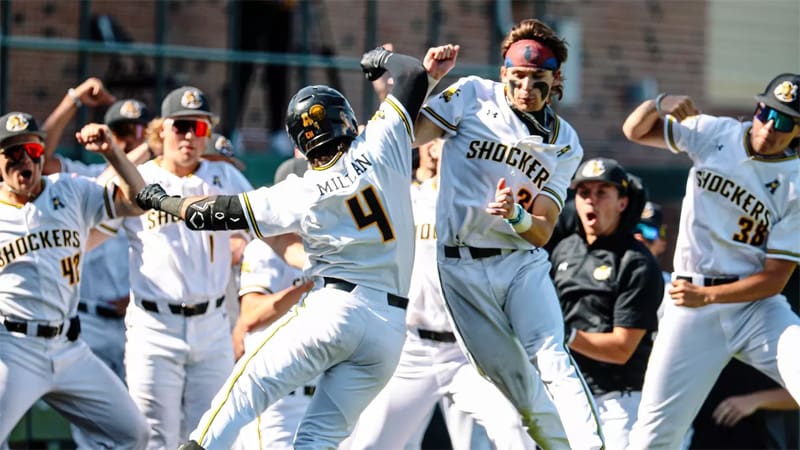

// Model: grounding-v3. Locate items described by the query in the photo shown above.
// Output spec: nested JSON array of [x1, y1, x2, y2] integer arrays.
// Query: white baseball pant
[[125, 302, 234, 450], [628, 294, 800, 449], [0, 328, 147, 449], [437, 246, 604, 450]]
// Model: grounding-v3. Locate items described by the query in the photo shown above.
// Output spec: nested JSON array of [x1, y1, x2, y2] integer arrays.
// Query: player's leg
[[447, 361, 538, 450], [503, 250, 603, 449], [0, 334, 52, 442], [733, 295, 800, 401], [627, 301, 731, 449], [436, 250, 569, 449], [190, 287, 405, 450], [182, 310, 235, 437], [44, 339, 148, 450], [594, 390, 641, 450], [70, 312, 126, 449], [125, 306, 189, 450], [347, 336, 441, 449], [293, 290, 407, 448]]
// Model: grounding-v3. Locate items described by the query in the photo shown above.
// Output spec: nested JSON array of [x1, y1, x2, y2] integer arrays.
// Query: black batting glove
[[360, 46, 393, 81], [136, 183, 170, 211]]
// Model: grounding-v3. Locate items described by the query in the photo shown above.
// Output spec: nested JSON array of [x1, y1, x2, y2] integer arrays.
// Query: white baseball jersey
[[0, 174, 114, 321], [406, 179, 450, 332], [421, 76, 583, 249], [119, 159, 253, 302], [664, 114, 800, 274], [59, 155, 106, 178], [240, 94, 415, 297]]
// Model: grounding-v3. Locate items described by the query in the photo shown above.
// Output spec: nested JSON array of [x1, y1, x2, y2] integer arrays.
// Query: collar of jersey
[[154, 157, 200, 177], [0, 179, 45, 208], [743, 126, 799, 162]]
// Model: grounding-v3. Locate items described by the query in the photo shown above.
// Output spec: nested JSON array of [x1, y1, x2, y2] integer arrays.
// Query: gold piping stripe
[[541, 187, 564, 210], [197, 306, 302, 443], [0, 199, 23, 208], [422, 106, 458, 131], [97, 223, 118, 234], [666, 116, 680, 153], [312, 151, 344, 171], [549, 115, 560, 144], [767, 249, 800, 258], [241, 193, 264, 239], [386, 97, 413, 144]]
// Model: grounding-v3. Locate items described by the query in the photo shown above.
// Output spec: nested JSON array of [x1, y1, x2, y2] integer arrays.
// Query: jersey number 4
[[346, 186, 395, 242]]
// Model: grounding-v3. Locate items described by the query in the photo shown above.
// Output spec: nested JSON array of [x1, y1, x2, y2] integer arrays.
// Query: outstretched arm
[[135, 184, 249, 231]]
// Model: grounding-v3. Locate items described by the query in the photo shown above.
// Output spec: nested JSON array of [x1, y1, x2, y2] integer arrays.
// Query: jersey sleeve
[[613, 250, 664, 330], [419, 76, 472, 136], [238, 240, 286, 296], [765, 198, 800, 263], [663, 114, 727, 160], [238, 176, 305, 240], [357, 93, 415, 175], [540, 132, 583, 212], [59, 155, 107, 178], [72, 174, 117, 229]]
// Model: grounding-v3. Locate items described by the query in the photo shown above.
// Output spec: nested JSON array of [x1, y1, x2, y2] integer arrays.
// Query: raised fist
[[136, 183, 169, 211], [360, 46, 393, 81]]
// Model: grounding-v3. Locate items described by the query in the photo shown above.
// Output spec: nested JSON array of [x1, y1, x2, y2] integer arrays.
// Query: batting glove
[[360, 46, 393, 81], [136, 183, 170, 211]]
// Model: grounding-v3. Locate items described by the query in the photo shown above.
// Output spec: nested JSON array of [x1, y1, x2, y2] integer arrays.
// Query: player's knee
[[114, 412, 149, 449]]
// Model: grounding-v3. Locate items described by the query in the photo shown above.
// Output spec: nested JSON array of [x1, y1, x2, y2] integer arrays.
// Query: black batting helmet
[[285, 85, 358, 157]]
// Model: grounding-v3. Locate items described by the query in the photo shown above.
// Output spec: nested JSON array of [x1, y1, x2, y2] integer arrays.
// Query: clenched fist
[[360, 46, 393, 81], [135, 183, 169, 211]]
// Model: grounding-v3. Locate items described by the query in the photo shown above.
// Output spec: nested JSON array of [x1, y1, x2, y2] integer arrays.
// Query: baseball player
[[550, 158, 663, 449], [348, 138, 536, 450], [621, 73, 800, 449], [110, 87, 255, 450], [135, 45, 458, 449], [0, 111, 148, 449], [413, 18, 603, 449]]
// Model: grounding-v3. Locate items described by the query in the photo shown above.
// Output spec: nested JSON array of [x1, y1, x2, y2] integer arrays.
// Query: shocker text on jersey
[[466, 140, 550, 189], [0, 229, 81, 267]]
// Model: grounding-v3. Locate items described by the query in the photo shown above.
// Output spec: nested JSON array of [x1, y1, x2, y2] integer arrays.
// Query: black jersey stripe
[[241, 192, 264, 240], [386, 96, 413, 144], [422, 106, 458, 132]]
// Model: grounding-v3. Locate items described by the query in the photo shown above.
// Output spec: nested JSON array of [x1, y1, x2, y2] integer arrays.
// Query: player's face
[[0, 134, 44, 197], [575, 181, 628, 241], [501, 66, 555, 113], [418, 139, 442, 174], [160, 115, 211, 169], [750, 103, 800, 155], [109, 121, 146, 153]]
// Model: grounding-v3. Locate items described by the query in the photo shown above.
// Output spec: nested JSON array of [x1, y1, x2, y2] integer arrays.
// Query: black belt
[[417, 328, 457, 343], [78, 302, 124, 319], [140, 296, 225, 317], [444, 246, 503, 259], [289, 385, 316, 397], [323, 277, 408, 310], [2, 316, 80, 340], [676, 276, 738, 287]]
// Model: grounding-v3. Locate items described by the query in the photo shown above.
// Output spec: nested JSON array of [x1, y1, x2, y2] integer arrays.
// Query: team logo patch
[[441, 87, 460, 103], [370, 110, 386, 121], [581, 159, 606, 177], [119, 100, 143, 119], [773, 81, 798, 103], [593, 265, 612, 281], [557, 262, 569, 272], [6, 114, 30, 132], [180, 89, 204, 109], [765, 178, 780, 194], [52, 196, 65, 210], [212, 175, 222, 187]]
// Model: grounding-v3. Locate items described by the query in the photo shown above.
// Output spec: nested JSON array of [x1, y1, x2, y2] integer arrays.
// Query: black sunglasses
[[171, 119, 211, 137]]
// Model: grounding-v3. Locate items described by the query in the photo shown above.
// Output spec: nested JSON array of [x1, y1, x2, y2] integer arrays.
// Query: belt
[[417, 328, 457, 343], [1, 316, 78, 339], [323, 277, 408, 310], [288, 385, 316, 397], [78, 302, 124, 319], [675, 275, 738, 287], [140, 296, 225, 317], [444, 246, 503, 259]]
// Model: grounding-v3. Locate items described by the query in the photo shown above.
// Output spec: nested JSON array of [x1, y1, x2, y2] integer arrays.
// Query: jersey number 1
[[346, 186, 395, 242]]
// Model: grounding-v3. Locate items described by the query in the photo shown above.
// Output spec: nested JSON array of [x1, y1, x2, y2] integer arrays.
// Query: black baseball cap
[[0, 112, 46, 147], [104, 99, 151, 126], [570, 157, 630, 194], [755, 73, 800, 119], [636, 201, 665, 241], [161, 86, 215, 120]]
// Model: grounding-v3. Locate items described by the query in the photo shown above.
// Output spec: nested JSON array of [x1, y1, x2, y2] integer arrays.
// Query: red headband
[[504, 39, 558, 71]]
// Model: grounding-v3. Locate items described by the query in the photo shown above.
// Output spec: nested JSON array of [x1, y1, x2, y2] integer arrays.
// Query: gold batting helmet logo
[[581, 159, 606, 177], [6, 114, 30, 132], [119, 100, 143, 119], [773, 81, 798, 103], [181, 89, 204, 109]]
